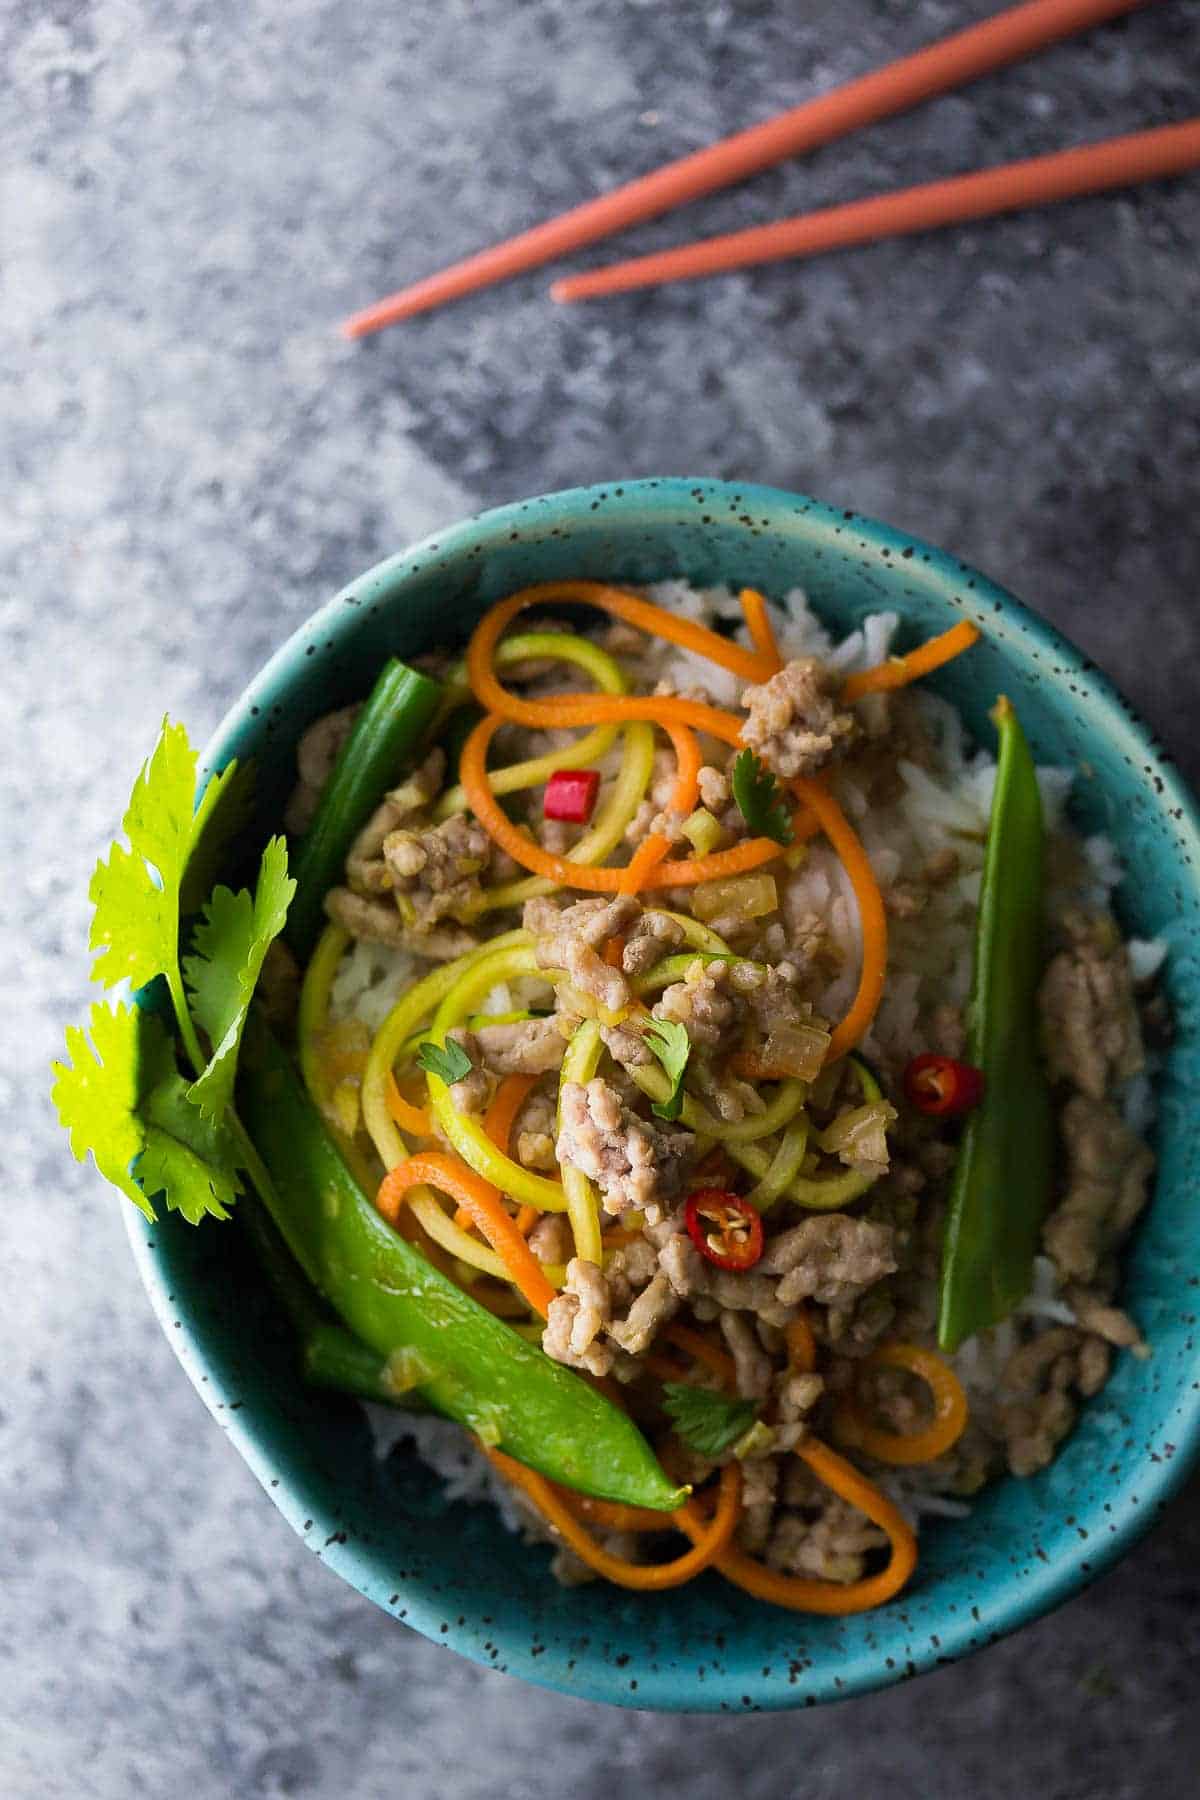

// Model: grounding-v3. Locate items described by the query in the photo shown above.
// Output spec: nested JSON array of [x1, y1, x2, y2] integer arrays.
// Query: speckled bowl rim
[[124, 479, 1200, 1712]]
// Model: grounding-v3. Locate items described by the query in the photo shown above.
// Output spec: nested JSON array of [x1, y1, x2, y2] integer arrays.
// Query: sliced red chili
[[543, 769, 601, 824], [903, 1053, 986, 1117], [684, 1188, 764, 1272]]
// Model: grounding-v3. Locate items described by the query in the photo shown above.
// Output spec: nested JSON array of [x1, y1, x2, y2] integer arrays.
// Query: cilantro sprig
[[661, 1383, 758, 1459], [643, 1018, 690, 1122], [416, 1038, 475, 1086], [53, 717, 294, 1223], [731, 748, 793, 847]]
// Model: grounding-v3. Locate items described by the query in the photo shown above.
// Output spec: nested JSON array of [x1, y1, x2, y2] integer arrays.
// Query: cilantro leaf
[[88, 718, 198, 991], [731, 748, 793, 847], [183, 836, 296, 1121], [52, 1001, 243, 1223], [52, 1002, 154, 1217], [644, 1017, 691, 1122], [661, 1383, 758, 1459], [416, 1039, 474, 1085]]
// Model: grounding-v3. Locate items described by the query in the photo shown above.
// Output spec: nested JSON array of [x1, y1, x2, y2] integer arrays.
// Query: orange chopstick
[[340, 0, 1149, 336], [552, 118, 1200, 301]]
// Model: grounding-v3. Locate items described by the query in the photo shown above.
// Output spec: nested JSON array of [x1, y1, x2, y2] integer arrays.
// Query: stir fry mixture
[[55, 579, 1165, 1614]]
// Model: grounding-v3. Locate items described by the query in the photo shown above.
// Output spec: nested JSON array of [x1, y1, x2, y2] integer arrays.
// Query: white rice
[[347, 580, 1164, 1533]]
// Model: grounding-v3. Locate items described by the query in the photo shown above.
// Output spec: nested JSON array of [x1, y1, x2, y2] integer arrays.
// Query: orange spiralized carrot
[[469, 583, 775, 706], [377, 1151, 557, 1317], [843, 618, 980, 701], [833, 1342, 969, 1466], [791, 775, 888, 1060], [602, 936, 627, 969], [785, 1310, 818, 1376], [619, 831, 671, 894], [453, 1073, 539, 1231], [740, 588, 784, 671], [515, 1204, 539, 1236], [661, 1322, 739, 1391], [386, 1072, 433, 1138], [485, 1447, 742, 1590], [687, 1438, 918, 1614], [460, 714, 811, 895], [664, 721, 703, 814]]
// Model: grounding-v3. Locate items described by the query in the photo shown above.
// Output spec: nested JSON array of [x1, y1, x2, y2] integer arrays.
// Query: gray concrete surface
[[4, 1, 1199, 1795]]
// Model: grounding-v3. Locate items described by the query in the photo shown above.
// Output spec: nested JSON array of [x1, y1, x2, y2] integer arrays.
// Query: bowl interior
[[125, 479, 1200, 1711]]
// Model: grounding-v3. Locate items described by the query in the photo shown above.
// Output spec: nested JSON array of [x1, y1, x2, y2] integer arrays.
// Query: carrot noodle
[[791, 775, 888, 1060], [555, 1490, 673, 1534], [740, 588, 784, 671], [452, 1073, 538, 1232], [661, 1322, 739, 1391], [665, 721, 703, 814], [842, 618, 981, 701], [602, 936, 627, 969], [485, 1447, 742, 1590], [516, 1204, 539, 1236], [386, 1072, 433, 1138], [376, 1151, 557, 1317], [461, 713, 812, 895], [468, 583, 775, 711], [833, 1342, 969, 1466], [619, 831, 670, 893], [785, 1310, 818, 1376], [691, 1438, 918, 1614], [601, 1225, 644, 1248]]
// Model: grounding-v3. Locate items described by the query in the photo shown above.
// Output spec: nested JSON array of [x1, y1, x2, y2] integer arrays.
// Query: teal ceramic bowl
[[125, 480, 1200, 1711]]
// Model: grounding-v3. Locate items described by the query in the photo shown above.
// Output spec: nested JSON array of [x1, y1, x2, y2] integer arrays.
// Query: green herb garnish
[[644, 1018, 691, 1121], [416, 1038, 475, 1085], [662, 1382, 757, 1459], [731, 748, 793, 846], [53, 717, 294, 1221]]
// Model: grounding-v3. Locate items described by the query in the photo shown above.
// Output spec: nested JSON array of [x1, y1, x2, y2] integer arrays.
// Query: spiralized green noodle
[[360, 929, 530, 1171], [425, 944, 569, 1213], [557, 1020, 605, 1265], [434, 632, 625, 820]]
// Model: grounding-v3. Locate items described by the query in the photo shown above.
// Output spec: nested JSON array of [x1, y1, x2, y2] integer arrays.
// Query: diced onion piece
[[817, 1100, 898, 1170], [681, 807, 725, 856], [758, 1022, 831, 1081], [692, 872, 778, 923]]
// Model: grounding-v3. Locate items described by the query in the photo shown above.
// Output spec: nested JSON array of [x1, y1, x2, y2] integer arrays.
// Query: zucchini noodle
[[360, 929, 530, 1171], [425, 944, 569, 1212], [297, 921, 352, 1113], [434, 630, 626, 820], [629, 1061, 809, 1146], [471, 717, 656, 915], [556, 1020, 605, 1265], [745, 1117, 812, 1209]]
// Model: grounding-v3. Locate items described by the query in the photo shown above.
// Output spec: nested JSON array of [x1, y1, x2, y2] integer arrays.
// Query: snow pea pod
[[937, 697, 1052, 1352], [285, 658, 443, 961], [238, 1021, 686, 1510]]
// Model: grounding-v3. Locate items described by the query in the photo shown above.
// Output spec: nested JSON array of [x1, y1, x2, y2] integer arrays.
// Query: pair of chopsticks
[[341, 0, 1197, 335]]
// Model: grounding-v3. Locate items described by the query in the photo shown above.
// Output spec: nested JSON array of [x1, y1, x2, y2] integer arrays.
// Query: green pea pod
[[285, 658, 443, 961], [238, 1021, 687, 1510], [937, 697, 1053, 1352]]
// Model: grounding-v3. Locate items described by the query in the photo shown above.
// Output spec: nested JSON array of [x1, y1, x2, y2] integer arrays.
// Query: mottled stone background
[[4, 1, 1199, 1795]]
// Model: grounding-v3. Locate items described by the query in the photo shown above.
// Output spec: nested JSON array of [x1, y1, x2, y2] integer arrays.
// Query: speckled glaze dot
[[124, 480, 1200, 1714]]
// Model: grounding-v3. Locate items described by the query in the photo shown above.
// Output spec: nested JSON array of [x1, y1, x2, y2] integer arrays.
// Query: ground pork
[[768, 1464, 887, 1582], [344, 749, 447, 895], [381, 812, 491, 932], [604, 1237, 660, 1308], [322, 886, 479, 959], [1042, 1094, 1154, 1284], [656, 1232, 798, 1328], [1039, 911, 1145, 1099], [285, 703, 361, 833], [607, 1271, 680, 1355], [1064, 1283, 1145, 1353], [556, 1077, 691, 1222], [621, 909, 686, 976], [524, 893, 641, 1012], [652, 958, 737, 1049], [735, 1455, 780, 1555], [997, 1323, 1120, 1474], [758, 1214, 898, 1307], [542, 1258, 613, 1377], [719, 1310, 774, 1400], [473, 1016, 568, 1075], [740, 657, 858, 780], [527, 1213, 573, 1265]]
